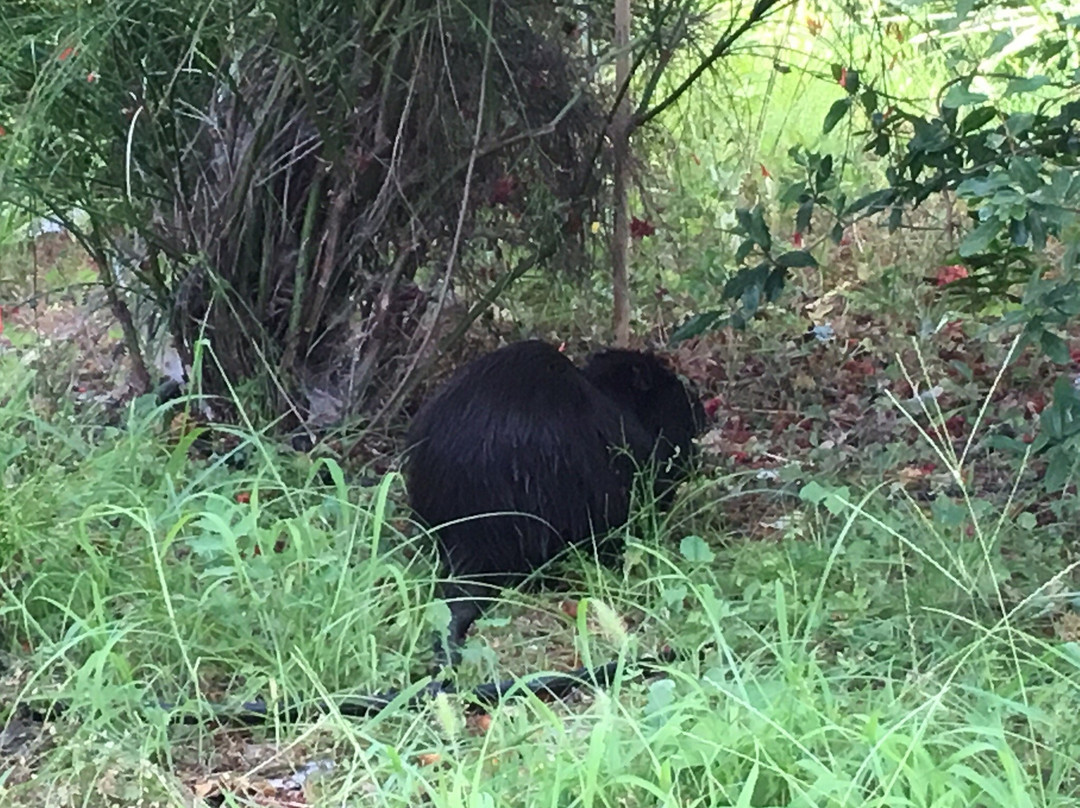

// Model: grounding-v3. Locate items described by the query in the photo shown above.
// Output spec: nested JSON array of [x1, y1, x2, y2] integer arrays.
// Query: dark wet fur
[[404, 340, 705, 660]]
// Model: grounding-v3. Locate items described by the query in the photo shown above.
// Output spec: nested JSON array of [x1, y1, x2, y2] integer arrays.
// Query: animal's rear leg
[[431, 587, 485, 670]]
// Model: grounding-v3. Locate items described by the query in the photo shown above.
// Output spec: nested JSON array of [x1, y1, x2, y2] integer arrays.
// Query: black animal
[[404, 340, 705, 661]]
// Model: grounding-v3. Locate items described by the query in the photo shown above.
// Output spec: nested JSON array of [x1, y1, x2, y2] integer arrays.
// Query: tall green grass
[[2, 354, 1080, 805]]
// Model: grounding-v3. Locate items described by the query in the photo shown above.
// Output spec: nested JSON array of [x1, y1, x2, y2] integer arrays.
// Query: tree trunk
[[610, 0, 632, 347]]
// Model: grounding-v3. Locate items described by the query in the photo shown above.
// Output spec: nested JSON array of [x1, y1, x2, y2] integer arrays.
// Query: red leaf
[[944, 414, 965, 438], [489, 175, 517, 206], [843, 358, 875, 376], [236, 491, 251, 504], [703, 396, 722, 419], [630, 217, 656, 239], [935, 264, 969, 286], [59, 46, 76, 61], [791, 232, 804, 247], [760, 162, 771, 178]]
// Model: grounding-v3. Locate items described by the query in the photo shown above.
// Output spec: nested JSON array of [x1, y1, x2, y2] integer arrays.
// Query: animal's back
[[405, 341, 641, 581]]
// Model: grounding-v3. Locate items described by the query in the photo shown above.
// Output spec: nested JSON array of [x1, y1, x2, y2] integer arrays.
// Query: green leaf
[[1005, 75, 1050, 96], [823, 486, 850, 515], [741, 276, 763, 313], [984, 30, 1013, 58], [799, 481, 829, 504], [845, 189, 893, 216], [1044, 446, 1074, 492], [959, 106, 997, 134], [1039, 330, 1070, 364], [1041, 39, 1067, 61], [1027, 212, 1047, 251], [779, 181, 807, 206], [747, 206, 771, 251], [644, 679, 677, 717], [724, 264, 768, 301], [670, 310, 724, 343], [1004, 113, 1035, 137], [823, 98, 852, 134], [815, 154, 834, 187], [796, 199, 814, 234], [775, 250, 818, 269], [956, 174, 1008, 197], [943, 84, 988, 108], [679, 535, 715, 563], [799, 482, 850, 514], [426, 600, 453, 632], [660, 585, 688, 607], [930, 496, 967, 528], [888, 206, 903, 232], [958, 217, 1001, 256], [1009, 157, 1040, 192], [763, 267, 787, 301], [860, 88, 878, 116], [843, 69, 861, 96]]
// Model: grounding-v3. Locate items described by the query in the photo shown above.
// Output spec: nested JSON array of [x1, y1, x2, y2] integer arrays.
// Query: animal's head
[[582, 349, 706, 442]]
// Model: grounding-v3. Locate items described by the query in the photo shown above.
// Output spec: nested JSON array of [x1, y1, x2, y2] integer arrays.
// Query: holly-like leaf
[[1039, 330, 1070, 364], [959, 217, 1001, 256], [860, 87, 878, 116], [943, 84, 988, 108], [747, 206, 771, 252], [735, 237, 756, 263], [670, 310, 724, 343], [1004, 112, 1035, 137], [984, 31, 1013, 58], [1005, 75, 1050, 96], [844, 189, 893, 216], [775, 250, 818, 268], [823, 97, 852, 134], [796, 199, 814, 234], [763, 266, 787, 301], [959, 106, 997, 134], [888, 206, 903, 232]]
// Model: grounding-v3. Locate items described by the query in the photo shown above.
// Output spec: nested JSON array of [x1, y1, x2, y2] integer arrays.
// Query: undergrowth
[[2, 353, 1079, 806]]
